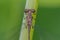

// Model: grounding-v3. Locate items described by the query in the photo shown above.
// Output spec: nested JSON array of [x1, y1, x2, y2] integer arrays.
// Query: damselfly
[[24, 9, 35, 40]]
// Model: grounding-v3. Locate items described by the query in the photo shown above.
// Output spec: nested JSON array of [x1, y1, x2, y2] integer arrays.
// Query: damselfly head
[[24, 9, 35, 13]]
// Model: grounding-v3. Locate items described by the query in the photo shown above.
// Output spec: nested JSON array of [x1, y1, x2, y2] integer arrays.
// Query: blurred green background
[[33, 0, 60, 40], [0, 0, 60, 40], [0, 0, 26, 40]]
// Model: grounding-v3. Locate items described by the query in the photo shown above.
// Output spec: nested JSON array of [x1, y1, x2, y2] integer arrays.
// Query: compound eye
[[24, 9, 29, 13], [31, 9, 35, 13]]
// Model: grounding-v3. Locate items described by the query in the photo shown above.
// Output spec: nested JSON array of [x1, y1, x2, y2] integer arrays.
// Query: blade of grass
[[19, 0, 38, 40]]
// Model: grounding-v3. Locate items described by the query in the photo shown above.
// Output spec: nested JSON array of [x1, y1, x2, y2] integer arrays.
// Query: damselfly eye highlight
[[24, 9, 29, 13], [31, 9, 35, 13]]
